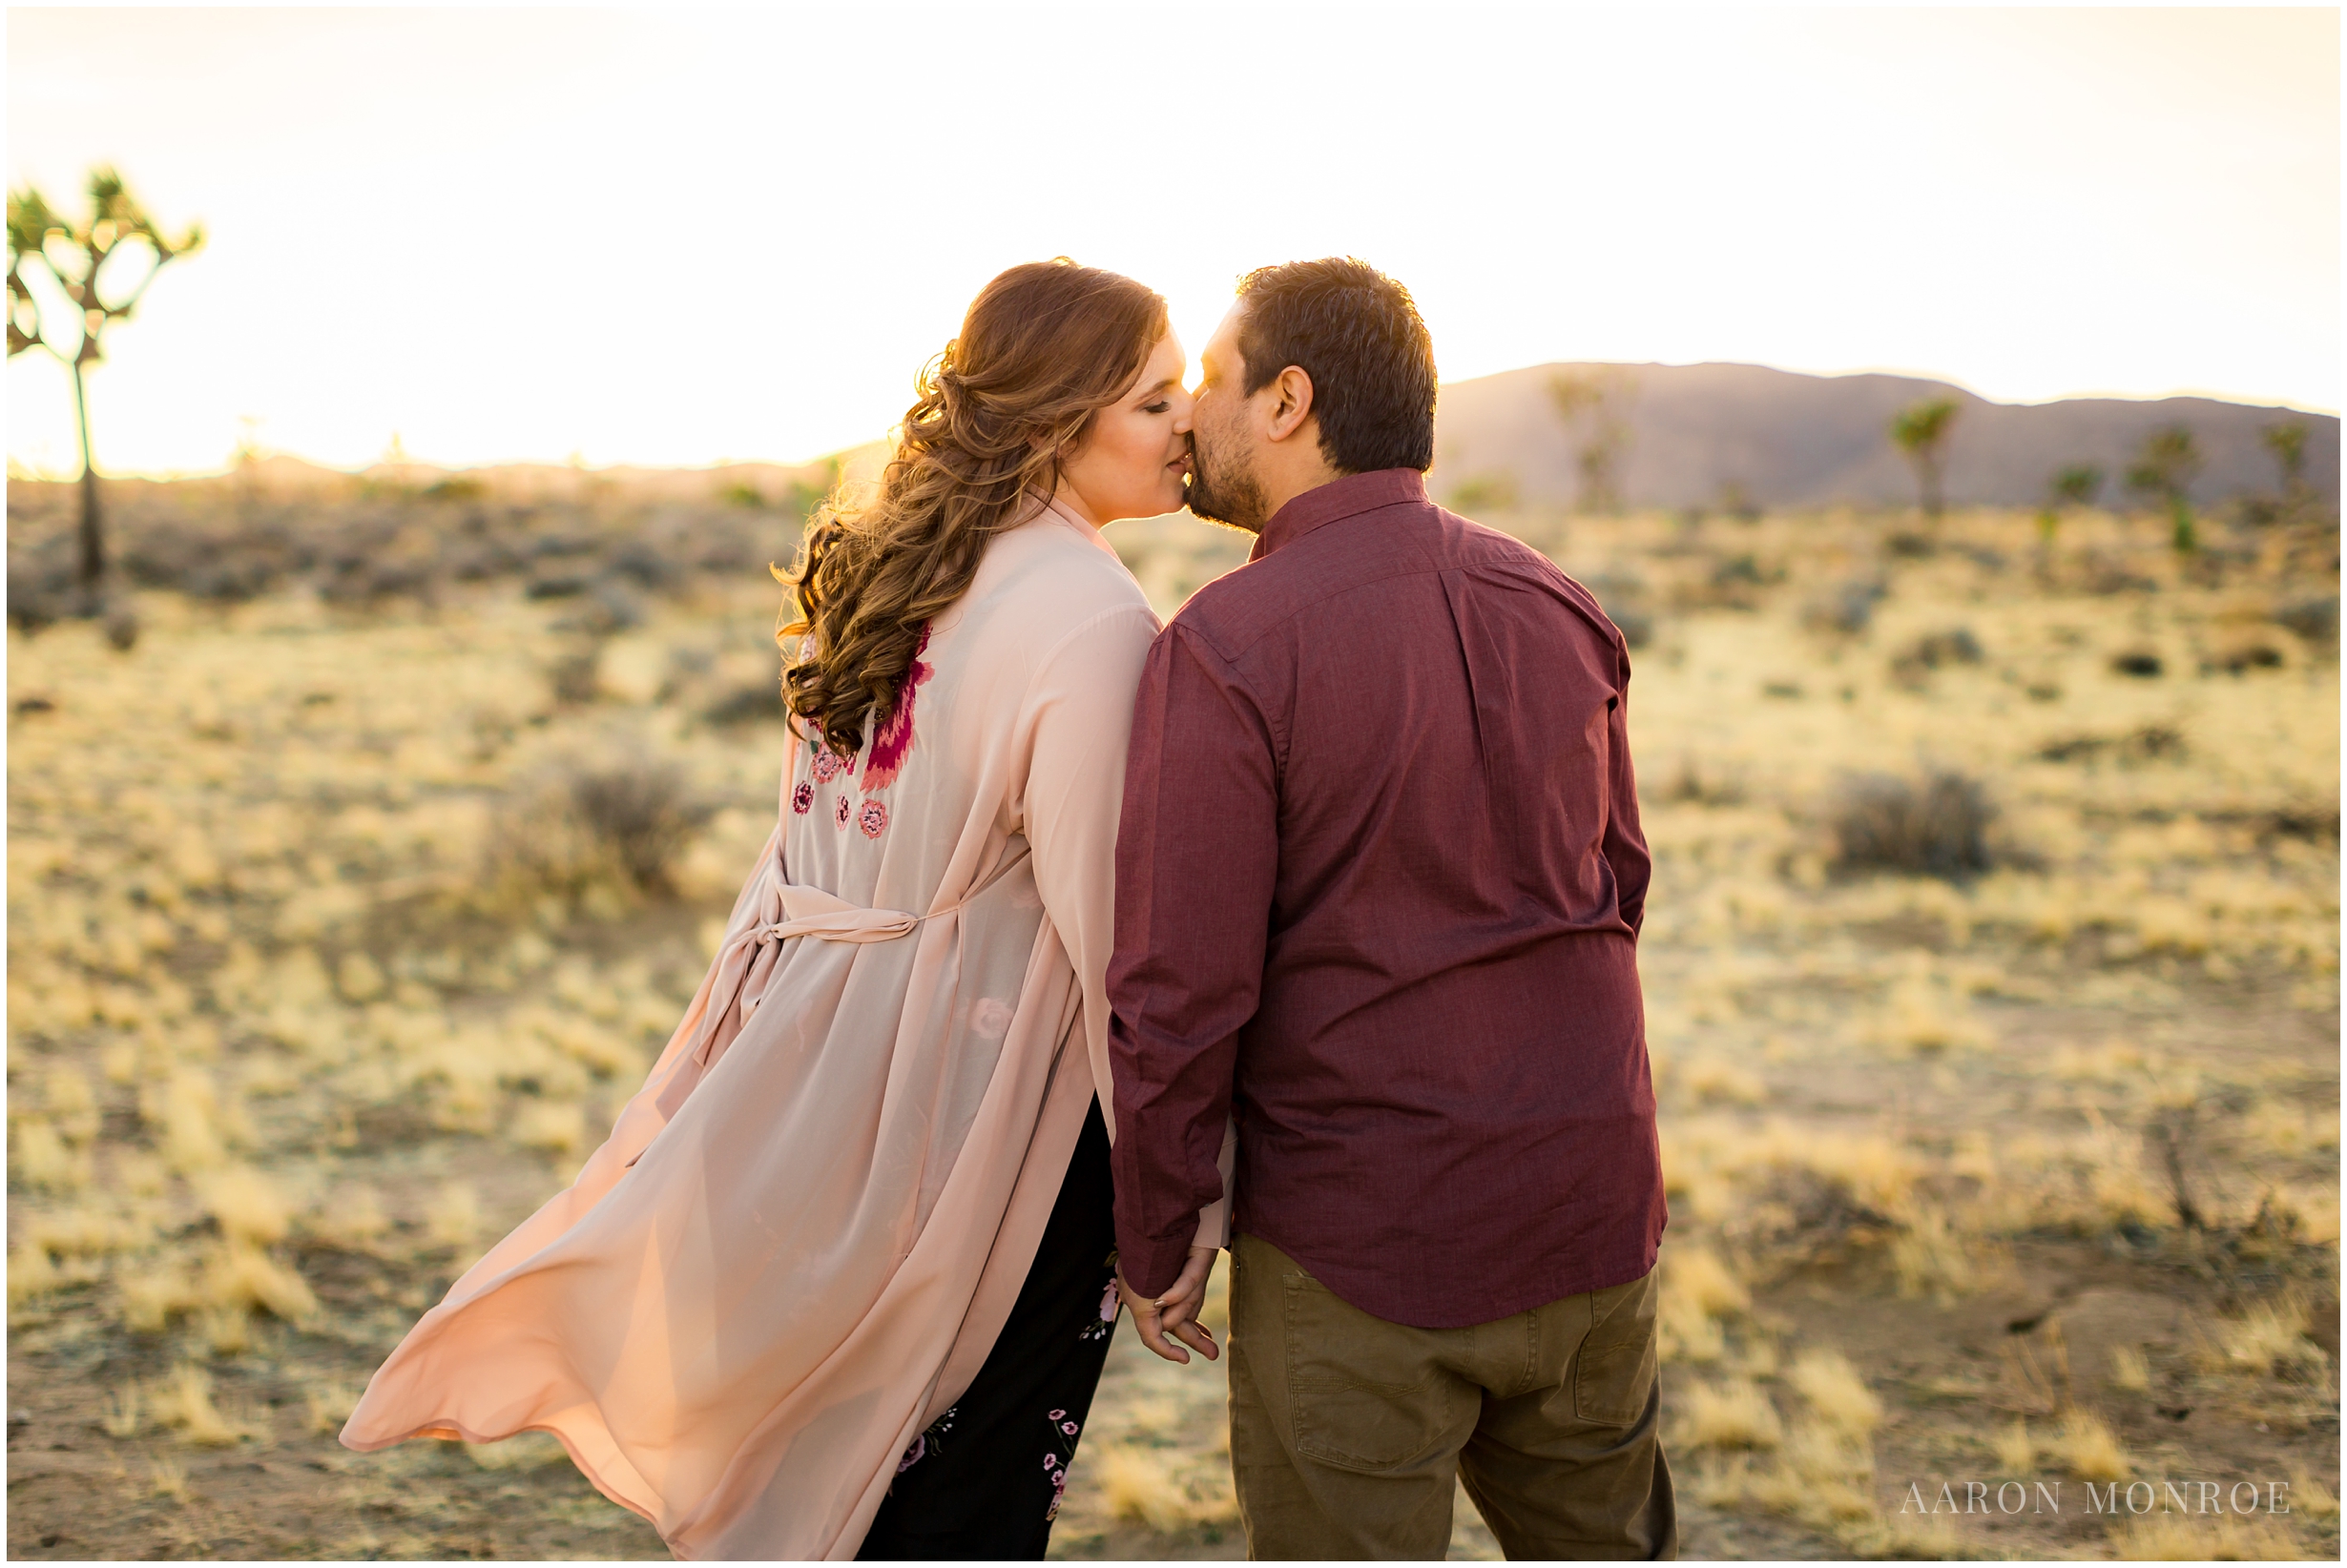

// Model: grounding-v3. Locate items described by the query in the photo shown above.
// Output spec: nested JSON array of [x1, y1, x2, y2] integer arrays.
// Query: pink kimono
[[342, 498, 1230, 1558]]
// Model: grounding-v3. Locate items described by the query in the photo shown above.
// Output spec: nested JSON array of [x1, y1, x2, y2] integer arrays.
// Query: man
[[1107, 258, 1672, 1560]]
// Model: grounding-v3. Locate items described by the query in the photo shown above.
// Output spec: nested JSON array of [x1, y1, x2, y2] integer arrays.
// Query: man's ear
[[1264, 366, 1317, 444]]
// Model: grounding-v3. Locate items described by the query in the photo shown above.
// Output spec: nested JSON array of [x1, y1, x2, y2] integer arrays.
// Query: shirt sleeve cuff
[[1124, 1235, 1197, 1302]]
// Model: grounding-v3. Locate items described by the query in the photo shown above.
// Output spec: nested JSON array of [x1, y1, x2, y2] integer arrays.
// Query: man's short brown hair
[[1235, 258, 1436, 474]]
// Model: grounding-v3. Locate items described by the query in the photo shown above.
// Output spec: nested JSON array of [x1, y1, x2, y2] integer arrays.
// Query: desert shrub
[[548, 644, 605, 706], [703, 682, 783, 727], [1889, 628, 1983, 685], [2036, 725, 2185, 766], [569, 758, 713, 892], [485, 754, 711, 907], [1445, 472, 1520, 512], [1828, 771, 1998, 880], [1583, 569, 1654, 648], [2274, 593, 2338, 646], [7, 559, 74, 632], [2110, 650, 2164, 678], [1800, 579, 1884, 636], [2212, 641, 2284, 673], [1661, 756, 1748, 807], [566, 578, 646, 636], [606, 539, 680, 591]]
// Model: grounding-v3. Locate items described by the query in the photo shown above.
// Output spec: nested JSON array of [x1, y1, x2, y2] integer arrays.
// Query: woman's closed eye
[[1140, 400, 1172, 415]]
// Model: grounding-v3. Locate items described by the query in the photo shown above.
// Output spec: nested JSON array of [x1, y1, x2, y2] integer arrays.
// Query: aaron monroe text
[[1900, 1478, 2295, 1516]]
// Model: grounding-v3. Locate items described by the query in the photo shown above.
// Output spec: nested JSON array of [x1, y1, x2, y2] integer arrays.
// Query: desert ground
[[7, 470, 2337, 1559]]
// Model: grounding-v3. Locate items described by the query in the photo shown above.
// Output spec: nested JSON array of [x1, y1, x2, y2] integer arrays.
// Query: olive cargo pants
[[1227, 1234, 1676, 1560]]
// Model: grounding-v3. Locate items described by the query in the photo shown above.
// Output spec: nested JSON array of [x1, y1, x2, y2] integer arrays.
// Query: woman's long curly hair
[[779, 259, 1168, 758]]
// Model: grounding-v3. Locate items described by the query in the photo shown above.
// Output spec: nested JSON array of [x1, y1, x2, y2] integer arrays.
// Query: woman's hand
[[1116, 1247, 1219, 1364]]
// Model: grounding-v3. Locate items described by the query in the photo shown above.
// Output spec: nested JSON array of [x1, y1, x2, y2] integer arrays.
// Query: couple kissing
[[340, 256, 1672, 1562]]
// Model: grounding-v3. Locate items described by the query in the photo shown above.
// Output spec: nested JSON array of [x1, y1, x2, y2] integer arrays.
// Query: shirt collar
[[1247, 469, 1429, 563]]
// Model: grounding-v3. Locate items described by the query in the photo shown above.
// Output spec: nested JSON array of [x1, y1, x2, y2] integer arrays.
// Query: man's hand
[[1116, 1247, 1219, 1365]]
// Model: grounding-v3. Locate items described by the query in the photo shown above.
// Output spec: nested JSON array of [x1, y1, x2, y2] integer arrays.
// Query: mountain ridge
[[1427, 361, 2338, 512]]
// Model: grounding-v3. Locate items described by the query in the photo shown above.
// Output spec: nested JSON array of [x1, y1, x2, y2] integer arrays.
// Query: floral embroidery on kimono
[[862, 625, 935, 793], [1080, 1248, 1120, 1343], [895, 1404, 957, 1476], [1042, 1409, 1082, 1521]]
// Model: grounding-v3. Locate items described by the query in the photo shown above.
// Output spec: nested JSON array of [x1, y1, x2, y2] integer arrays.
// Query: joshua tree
[[2125, 425, 2203, 554], [8, 168, 203, 611], [1547, 367, 1632, 515], [2263, 421, 2308, 503], [1888, 398, 1960, 521], [2037, 463, 2104, 547]]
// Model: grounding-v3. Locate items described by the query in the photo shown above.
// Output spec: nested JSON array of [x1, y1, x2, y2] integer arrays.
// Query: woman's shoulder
[[961, 505, 1157, 652]]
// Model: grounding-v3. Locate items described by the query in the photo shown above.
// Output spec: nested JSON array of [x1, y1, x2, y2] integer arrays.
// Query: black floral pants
[[857, 1098, 1120, 1560]]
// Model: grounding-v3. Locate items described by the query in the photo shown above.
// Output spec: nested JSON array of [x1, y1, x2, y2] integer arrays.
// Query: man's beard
[[1184, 431, 1269, 533]]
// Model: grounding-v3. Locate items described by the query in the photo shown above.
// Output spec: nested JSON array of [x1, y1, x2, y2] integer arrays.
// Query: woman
[[342, 259, 1229, 1559]]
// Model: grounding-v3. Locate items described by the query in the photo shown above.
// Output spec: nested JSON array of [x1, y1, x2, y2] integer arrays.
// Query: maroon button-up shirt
[[1107, 468, 1665, 1329]]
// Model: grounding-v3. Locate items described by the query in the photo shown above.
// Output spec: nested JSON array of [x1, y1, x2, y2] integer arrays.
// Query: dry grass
[[1090, 1442, 1228, 1531], [304, 1380, 361, 1435], [312, 1183, 391, 1248], [426, 1181, 483, 1248], [9, 1239, 63, 1307], [464, 1432, 571, 1471], [1676, 1380, 1783, 1452], [197, 1303, 252, 1356], [2046, 1409, 2130, 1481], [199, 1243, 319, 1324], [510, 1098, 589, 1154], [1660, 1247, 1746, 1364], [1679, 1055, 1769, 1105], [2108, 1345, 2152, 1393], [11, 1116, 90, 1190], [196, 1165, 292, 1247], [150, 1363, 244, 1446], [2291, 1471, 2339, 1522], [1694, 1350, 1891, 1541], [101, 1382, 143, 1438], [2106, 1512, 2300, 1560], [1786, 1350, 1881, 1437], [1891, 1205, 1996, 1301], [1993, 1418, 2035, 1474], [1743, 1423, 1878, 1526], [2201, 1290, 2325, 1377], [147, 1456, 190, 1501]]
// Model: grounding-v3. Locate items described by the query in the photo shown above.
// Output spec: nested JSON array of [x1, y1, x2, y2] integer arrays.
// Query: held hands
[[1116, 1246, 1219, 1365]]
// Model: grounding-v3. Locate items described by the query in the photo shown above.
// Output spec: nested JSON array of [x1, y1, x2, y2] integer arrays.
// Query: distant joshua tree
[[2037, 463, 2105, 547], [1888, 398, 1960, 522], [1547, 367, 1632, 515], [7, 168, 204, 611], [2125, 425, 2204, 554], [2263, 421, 2309, 504]]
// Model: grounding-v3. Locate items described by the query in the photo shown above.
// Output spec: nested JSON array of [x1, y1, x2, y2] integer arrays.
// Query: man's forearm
[[1109, 1021, 1236, 1296]]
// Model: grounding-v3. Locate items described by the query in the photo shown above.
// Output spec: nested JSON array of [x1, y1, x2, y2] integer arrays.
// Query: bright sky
[[7, 6, 2338, 477]]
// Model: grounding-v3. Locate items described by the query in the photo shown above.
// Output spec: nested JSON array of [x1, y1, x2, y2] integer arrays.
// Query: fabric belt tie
[[687, 858, 1015, 1071]]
